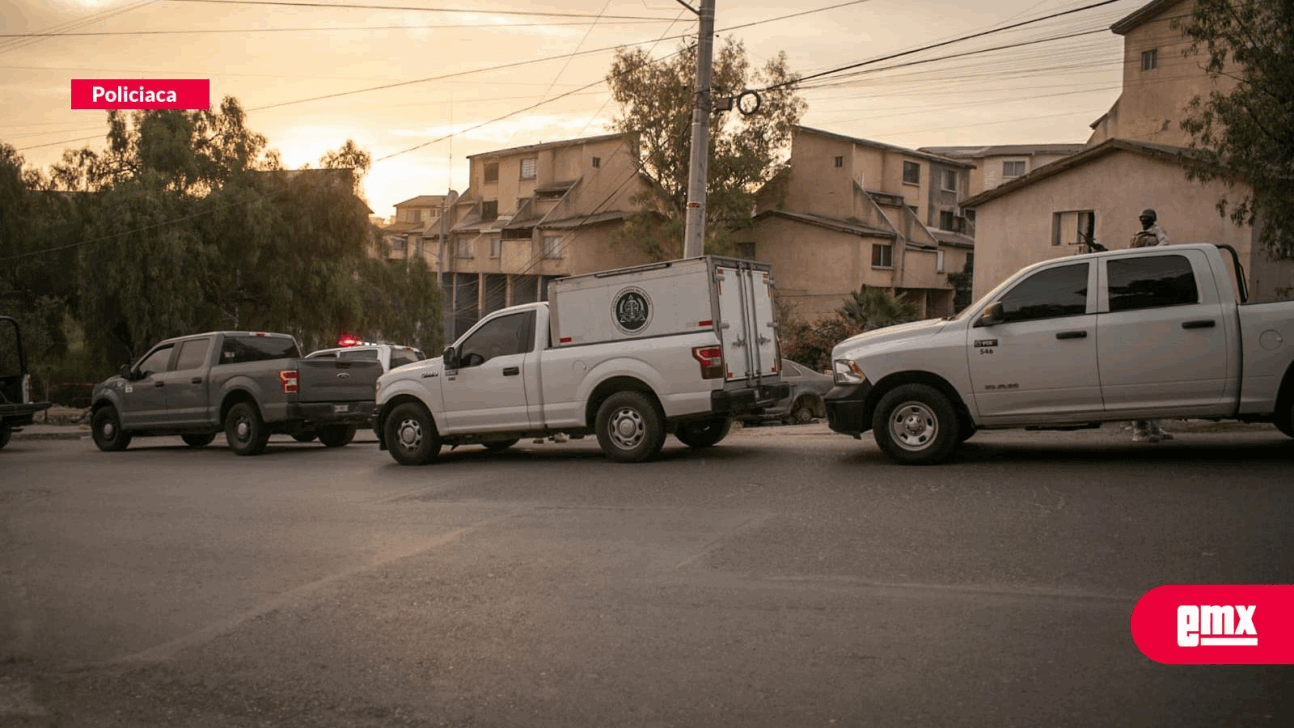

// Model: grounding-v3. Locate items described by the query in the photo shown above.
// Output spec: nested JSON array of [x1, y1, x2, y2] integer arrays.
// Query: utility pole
[[678, 0, 715, 259]]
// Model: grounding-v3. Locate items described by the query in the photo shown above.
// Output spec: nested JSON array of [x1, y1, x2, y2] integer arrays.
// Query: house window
[[490, 236, 501, 258], [834, 156, 843, 168], [455, 238, 473, 259], [415, 239, 424, 257], [939, 210, 956, 230], [937, 249, 946, 273], [1141, 48, 1158, 71], [481, 200, 498, 222], [542, 235, 563, 259], [484, 162, 498, 183], [520, 158, 537, 180], [736, 242, 756, 259], [390, 236, 407, 252], [1002, 160, 1026, 178], [941, 169, 957, 192], [871, 243, 893, 268], [1051, 210, 1097, 248], [592, 156, 601, 168], [902, 161, 920, 185]]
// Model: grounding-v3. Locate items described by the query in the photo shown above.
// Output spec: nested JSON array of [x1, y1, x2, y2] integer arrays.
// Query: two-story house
[[439, 133, 654, 338], [959, 0, 1294, 302], [918, 144, 1086, 197], [379, 194, 457, 264], [746, 126, 975, 321]]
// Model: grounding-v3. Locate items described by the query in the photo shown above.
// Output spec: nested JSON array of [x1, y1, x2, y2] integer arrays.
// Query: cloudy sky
[[1, 0, 1149, 217]]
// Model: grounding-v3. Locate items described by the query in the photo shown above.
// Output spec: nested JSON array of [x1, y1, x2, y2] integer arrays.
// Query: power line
[[0, 20, 673, 38], [165, 0, 675, 20]]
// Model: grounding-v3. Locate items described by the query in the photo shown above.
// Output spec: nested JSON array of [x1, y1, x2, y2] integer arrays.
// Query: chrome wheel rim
[[889, 401, 937, 451], [234, 418, 250, 441], [608, 407, 645, 450], [102, 420, 115, 438], [397, 418, 423, 451]]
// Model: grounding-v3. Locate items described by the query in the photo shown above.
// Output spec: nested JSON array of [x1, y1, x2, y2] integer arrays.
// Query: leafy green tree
[[1175, 0, 1294, 260], [780, 316, 862, 373], [838, 286, 921, 331], [607, 38, 805, 259]]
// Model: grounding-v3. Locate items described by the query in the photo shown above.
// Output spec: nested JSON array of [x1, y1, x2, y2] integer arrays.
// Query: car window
[[135, 345, 175, 376], [305, 350, 337, 359], [783, 361, 804, 378], [459, 311, 535, 364], [997, 263, 1089, 323], [1107, 254, 1199, 312], [390, 349, 420, 369], [173, 338, 212, 371], [338, 349, 379, 361], [220, 335, 301, 364]]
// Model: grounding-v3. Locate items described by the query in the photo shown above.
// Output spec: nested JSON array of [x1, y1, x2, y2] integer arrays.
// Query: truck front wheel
[[596, 391, 666, 463], [675, 417, 732, 448], [91, 406, 132, 452], [871, 384, 960, 465], [384, 402, 441, 465], [225, 401, 270, 456]]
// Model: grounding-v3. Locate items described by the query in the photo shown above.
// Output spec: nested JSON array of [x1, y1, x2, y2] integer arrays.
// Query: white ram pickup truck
[[374, 257, 789, 464], [825, 243, 1294, 464]]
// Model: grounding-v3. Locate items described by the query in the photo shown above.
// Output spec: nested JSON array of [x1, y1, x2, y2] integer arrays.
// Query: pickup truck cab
[[306, 343, 425, 373], [90, 331, 381, 455], [374, 256, 789, 464], [825, 243, 1294, 464]]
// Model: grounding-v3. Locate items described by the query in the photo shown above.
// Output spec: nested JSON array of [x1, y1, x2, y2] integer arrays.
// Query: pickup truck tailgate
[[295, 358, 381, 402]]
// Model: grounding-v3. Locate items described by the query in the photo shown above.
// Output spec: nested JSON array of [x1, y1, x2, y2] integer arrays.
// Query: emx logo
[[1132, 585, 1294, 664]]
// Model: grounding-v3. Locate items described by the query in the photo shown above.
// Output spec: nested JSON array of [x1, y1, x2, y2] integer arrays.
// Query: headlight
[[833, 359, 866, 385]]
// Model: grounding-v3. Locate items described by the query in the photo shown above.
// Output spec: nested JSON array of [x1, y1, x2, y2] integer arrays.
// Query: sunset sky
[[2, 0, 1149, 218]]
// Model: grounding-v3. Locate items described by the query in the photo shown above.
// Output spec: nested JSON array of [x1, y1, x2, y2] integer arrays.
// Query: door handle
[[1182, 319, 1216, 329], [191, 377, 202, 384], [154, 381, 165, 387], [502, 367, 520, 376], [1056, 330, 1088, 340]]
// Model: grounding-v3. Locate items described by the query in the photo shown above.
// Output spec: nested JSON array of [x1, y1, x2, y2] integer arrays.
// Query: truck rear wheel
[[318, 424, 357, 448], [384, 402, 441, 465], [675, 417, 732, 448], [225, 401, 270, 456], [181, 433, 216, 448], [91, 406, 132, 452], [871, 384, 960, 465], [596, 391, 666, 463]]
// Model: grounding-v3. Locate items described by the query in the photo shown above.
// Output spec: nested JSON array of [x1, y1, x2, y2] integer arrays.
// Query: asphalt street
[[1, 422, 1292, 727]]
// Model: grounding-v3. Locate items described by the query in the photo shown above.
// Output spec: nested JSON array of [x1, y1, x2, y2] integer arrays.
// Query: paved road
[[2, 423, 1292, 727]]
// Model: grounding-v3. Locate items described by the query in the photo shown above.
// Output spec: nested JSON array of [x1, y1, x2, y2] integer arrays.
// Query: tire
[[91, 406, 132, 452], [384, 402, 441, 465], [871, 384, 960, 465], [482, 438, 520, 452], [224, 401, 269, 456], [318, 424, 357, 448], [181, 433, 216, 448], [1277, 400, 1294, 439], [788, 397, 816, 425], [292, 431, 317, 443], [595, 391, 666, 463], [675, 416, 732, 448], [0, 425, 10, 450]]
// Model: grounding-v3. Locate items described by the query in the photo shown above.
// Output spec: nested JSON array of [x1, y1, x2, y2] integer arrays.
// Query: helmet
[[1139, 208, 1157, 221]]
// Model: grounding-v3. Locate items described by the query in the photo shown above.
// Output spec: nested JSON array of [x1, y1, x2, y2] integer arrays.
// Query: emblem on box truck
[[612, 287, 652, 334]]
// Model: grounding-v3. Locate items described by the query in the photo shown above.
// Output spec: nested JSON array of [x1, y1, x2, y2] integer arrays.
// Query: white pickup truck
[[374, 257, 789, 464], [825, 243, 1294, 464]]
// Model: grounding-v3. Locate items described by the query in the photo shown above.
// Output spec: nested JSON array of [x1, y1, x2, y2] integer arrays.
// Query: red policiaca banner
[[1132, 585, 1294, 664], [71, 80, 210, 110]]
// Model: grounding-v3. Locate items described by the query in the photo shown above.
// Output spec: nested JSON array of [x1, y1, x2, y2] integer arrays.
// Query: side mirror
[[119, 364, 134, 380], [976, 302, 1005, 327], [442, 346, 459, 370]]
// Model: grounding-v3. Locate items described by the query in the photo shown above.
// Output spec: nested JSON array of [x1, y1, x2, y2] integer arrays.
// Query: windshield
[[947, 273, 1020, 321]]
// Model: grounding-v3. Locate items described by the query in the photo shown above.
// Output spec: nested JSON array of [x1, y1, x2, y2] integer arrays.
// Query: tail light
[[279, 369, 299, 394], [692, 346, 724, 380]]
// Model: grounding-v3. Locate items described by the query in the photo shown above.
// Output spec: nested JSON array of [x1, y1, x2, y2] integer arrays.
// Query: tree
[[607, 38, 806, 259], [838, 287, 920, 331], [1175, 0, 1294, 260], [780, 316, 861, 373]]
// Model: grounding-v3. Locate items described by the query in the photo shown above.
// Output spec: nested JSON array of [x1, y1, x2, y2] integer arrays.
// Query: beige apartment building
[[919, 144, 1086, 197], [438, 133, 654, 338], [379, 194, 456, 264], [961, 0, 1294, 303], [747, 126, 975, 321]]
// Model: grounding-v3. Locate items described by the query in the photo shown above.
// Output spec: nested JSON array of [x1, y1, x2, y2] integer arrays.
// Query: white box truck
[[374, 257, 789, 464]]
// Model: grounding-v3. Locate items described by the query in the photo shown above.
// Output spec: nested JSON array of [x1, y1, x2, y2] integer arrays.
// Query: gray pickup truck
[[1, 315, 53, 450], [90, 331, 380, 455]]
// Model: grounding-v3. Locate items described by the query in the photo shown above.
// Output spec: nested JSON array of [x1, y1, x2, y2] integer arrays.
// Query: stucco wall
[[969, 149, 1269, 300]]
